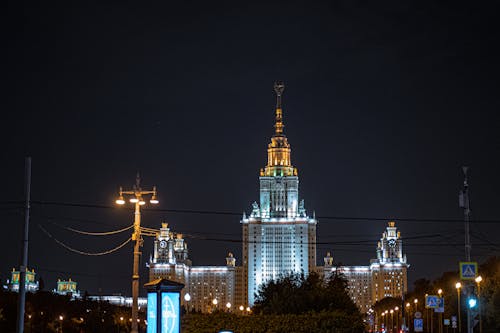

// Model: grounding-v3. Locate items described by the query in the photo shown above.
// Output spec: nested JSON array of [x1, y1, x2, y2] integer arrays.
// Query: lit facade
[[146, 83, 409, 313], [54, 278, 81, 298], [321, 221, 409, 312], [241, 82, 317, 305], [148, 223, 238, 313], [5, 268, 39, 292]]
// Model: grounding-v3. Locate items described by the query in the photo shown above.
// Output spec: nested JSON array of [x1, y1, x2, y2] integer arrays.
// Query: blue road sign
[[425, 295, 439, 308], [434, 297, 444, 313], [460, 262, 478, 280], [414, 318, 424, 332]]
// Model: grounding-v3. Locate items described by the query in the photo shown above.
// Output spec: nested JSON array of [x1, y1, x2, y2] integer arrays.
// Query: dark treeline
[[0, 290, 144, 333]]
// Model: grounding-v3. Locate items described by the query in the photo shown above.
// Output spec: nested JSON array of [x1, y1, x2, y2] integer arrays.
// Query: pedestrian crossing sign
[[459, 262, 478, 280], [425, 295, 439, 308]]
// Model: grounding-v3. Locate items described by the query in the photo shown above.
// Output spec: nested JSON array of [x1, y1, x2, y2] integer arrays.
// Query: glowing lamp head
[[59, 315, 63, 321], [246, 307, 251, 312], [395, 306, 399, 311], [130, 198, 139, 203], [138, 200, 146, 205], [475, 276, 482, 283], [390, 309, 394, 314], [468, 297, 477, 308], [184, 293, 191, 302], [239, 305, 244, 311], [456, 282, 462, 289], [226, 302, 231, 309], [406, 303, 410, 307], [414, 299, 418, 304], [212, 298, 218, 305], [150, 197, 159, 204], [116, 198, 125, 205]]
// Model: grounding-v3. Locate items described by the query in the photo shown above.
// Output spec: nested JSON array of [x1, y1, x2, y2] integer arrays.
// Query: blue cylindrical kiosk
[[145, 278, 185, 333]]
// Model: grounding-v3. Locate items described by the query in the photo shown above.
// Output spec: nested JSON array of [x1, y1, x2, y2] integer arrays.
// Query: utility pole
[[116, 174, 158, 333], [16, 157, 32, 333], [459, 166, 473, 333], [459, 166, 471, 262]]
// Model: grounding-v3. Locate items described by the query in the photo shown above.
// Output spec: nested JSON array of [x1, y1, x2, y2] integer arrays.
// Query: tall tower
[[241, 82, 317, 305]]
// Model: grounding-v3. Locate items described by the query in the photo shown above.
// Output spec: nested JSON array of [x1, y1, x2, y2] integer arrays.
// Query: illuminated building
[[241, 82, 317, 305], [148, 223, 237, 313], [54, 278, 81, 298], [321, 221, 409, 312], [370, 221, 408, 303], [5, 267, 39, 292]]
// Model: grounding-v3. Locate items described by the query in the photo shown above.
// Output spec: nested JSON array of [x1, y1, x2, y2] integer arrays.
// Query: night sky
[[3, 1, 500, 296]]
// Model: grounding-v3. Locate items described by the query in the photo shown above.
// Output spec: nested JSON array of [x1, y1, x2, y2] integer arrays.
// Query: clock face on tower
[[388, 239, 396, 248], [159, 240, 167, 249]]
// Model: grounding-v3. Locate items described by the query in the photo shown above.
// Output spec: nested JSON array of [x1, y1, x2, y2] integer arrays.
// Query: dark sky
[[2, 1, 500, 296]]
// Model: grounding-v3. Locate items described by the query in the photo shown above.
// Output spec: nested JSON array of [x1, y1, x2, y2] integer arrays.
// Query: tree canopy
[[253, 271, 360, 316]]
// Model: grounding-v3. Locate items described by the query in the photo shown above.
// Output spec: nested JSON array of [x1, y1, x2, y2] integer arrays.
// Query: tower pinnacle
[[274, 81, 285, 135]]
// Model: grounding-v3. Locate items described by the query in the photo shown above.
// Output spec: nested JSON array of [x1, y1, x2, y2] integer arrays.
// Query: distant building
[[5, 268, 39, 292], [146, 83, 408, 314], [241, 82, 317, 305], [320, 221, 409, 312], [54, 278, 81, 299], [148, 223, 237, 313], [87, 295, 147, 308]]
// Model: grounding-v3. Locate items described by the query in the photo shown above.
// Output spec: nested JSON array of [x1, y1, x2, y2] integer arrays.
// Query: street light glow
[[475, 276, 482, 283], [455, 282, 462, 289]]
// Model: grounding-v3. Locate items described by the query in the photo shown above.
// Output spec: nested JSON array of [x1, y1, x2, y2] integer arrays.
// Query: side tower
[[241, 82, 317, 305], [370, 221, 409, 303]]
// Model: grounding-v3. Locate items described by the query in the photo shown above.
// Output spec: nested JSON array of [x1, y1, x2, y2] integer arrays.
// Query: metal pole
[[462, 166, 471, 262], [131, 201, 141, 333], [457, 289, 461, 333], [16, 157, 32, 333]]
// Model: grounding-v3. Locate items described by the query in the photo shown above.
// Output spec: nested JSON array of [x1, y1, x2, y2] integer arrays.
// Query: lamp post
[[390, 309, 394, 333], [212, 298, 218, 312], [116, 174, 159, 333], [226, 302, 231, 312], [456, 282, 462, 333], [414, 298, 418, 312], [184, 293, 191, 314], [475, 276, 482, 333], [394, 307, 399, 332], [382, 312, 385, 331], [438, 289, 443, 333], [406, 302, 411, 332], [58, 315, 63, 333]]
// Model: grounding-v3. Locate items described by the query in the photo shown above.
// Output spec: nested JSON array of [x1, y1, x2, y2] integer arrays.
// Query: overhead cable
[[38, 224, 131, 256]]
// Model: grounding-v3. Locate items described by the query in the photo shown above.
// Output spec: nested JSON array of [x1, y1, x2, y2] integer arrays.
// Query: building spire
[[274, 81, 285, 135]]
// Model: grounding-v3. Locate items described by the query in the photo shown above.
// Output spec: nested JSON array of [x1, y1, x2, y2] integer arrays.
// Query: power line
[[51, 222, 134, 236], [38, 224, 132, 256], [18, 200, 500, 224]]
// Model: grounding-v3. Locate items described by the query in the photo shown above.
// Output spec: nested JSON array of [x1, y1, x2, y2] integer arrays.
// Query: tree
[[253, 271, 360, 316]]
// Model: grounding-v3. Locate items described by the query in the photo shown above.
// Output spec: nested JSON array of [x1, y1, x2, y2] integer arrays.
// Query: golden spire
[[274, 81, 285, 135]]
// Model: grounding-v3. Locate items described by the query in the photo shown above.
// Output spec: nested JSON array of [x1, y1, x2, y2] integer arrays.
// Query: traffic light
[[467, 294, 480, 331], [468, 296, 477, 309]]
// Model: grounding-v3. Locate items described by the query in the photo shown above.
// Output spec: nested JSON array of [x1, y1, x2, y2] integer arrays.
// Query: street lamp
[[414, 298, 418, 312], [239, 305, 244, 312], [456, 282, 462, 333], [394, 307, 399, 332], [390, 309, 394, 333], [184, 293, 191, 313], [437, 289, 443, 333], [226, 302, 231, 312], [59, 315, 64, 333], [116, 174, 158, 333], [475, 276, 483, 333]]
